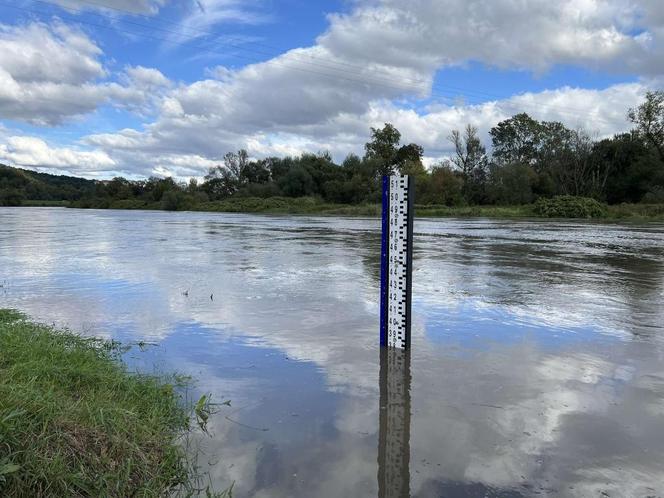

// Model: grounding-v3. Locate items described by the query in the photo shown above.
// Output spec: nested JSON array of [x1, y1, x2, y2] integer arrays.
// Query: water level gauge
[[380, 174, 414, 350]]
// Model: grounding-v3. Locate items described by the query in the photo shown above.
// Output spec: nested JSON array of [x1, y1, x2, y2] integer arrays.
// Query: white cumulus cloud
[[2, 0, 664, 177], [0, 22, 172, 125], [0, 136, 116, 172]]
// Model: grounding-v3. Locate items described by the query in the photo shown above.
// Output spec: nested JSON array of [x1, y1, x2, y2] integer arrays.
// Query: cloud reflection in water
[[1, 208, 664, 496]]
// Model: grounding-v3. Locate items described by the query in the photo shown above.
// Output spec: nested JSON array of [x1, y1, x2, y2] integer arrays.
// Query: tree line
[[1, 91, 662, 209]]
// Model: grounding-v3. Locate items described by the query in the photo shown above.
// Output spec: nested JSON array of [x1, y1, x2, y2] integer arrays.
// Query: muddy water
[[1, 207, 663, 497]]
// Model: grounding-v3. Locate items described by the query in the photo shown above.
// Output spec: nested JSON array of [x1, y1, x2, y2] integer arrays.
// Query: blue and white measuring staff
[[380, 174, 414, 349]]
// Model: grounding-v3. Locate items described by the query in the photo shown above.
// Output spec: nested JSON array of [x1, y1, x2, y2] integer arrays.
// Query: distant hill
[[0, 164, 96, 205]]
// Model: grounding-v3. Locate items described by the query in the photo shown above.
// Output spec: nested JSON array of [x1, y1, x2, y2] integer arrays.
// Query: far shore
[[16, 197, 664, 222]]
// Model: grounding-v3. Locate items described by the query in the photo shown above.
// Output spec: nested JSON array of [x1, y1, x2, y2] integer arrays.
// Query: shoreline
[[16, 198, 664, 222]]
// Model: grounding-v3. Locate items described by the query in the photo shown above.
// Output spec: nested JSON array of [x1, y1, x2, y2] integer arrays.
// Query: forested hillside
[[0, 165, 96, 206]]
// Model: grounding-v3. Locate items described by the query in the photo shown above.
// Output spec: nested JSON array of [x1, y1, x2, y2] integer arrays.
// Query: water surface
[[1, 207, 664, 497]]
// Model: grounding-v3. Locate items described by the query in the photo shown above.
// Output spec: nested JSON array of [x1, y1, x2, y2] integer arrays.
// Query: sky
[[0, 0, 662, 180]]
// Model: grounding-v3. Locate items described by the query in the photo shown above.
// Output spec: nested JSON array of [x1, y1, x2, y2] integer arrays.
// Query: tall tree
[[590, 132, 662, 203], [364, 123, 426, 180], [395, 142, 425, 175], [553, 128, 595, 196], [222, 149, 251, 184], [490, 113, 541, 165], [449, 124, 489, 203], [449, 125, 488, 176], [419, 162, 464, 206], [628, 90, 664, 162], [488, 162, 536, 205], [364, 123, 401, 176], [203, 149, 251, 198]]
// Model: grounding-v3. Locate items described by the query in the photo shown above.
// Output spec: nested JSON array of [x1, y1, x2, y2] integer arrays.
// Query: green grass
[[183, 197, 534, 218], [200, 199, 655, 220], [605, 203, 664, 221], [192, 196, 381, 216], [0, 309, 228, 497], [415, 204, 536, 218], [61, 194, 664, 220]]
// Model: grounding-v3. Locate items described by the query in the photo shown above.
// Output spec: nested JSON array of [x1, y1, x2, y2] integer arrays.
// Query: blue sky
[[0, 0, 661, 178]]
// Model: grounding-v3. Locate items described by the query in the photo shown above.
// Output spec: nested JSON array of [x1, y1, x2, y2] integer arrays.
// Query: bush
[[533, 195, 607, 218]]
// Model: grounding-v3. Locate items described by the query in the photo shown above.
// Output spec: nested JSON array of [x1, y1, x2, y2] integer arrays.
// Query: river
[[1, 207, 663, 497]]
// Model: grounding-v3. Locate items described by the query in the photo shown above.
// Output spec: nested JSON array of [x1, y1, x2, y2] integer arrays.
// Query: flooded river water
[[1, 207, 664, 497]]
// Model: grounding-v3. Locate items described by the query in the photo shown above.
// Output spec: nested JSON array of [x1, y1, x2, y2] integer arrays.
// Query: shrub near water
[[533, 195, 607, 218], [0, 309, 193, 497]]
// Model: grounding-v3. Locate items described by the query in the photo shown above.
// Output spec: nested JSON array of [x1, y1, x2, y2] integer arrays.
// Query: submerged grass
[[0, 309, 229, 497]]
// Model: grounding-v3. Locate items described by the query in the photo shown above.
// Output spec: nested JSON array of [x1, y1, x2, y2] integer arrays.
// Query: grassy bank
[[605, 202, 664, 220], [25, 196, 664, 221], [420, 202, 664, 220], [180, 197, 664, 220], [0, 309, 219, 497], [192, 196, 382, 216], [65, 196, 382, 216], [415, 204, 535, 218]]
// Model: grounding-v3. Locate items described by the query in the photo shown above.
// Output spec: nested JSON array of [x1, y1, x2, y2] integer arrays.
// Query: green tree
[[105, 177, 133, 200], [265, 156, 294, 182], [295, 153, 344, 196], [203, 150, 252, 199], [145, 177, 178, 202], [556, 128, 596, 197], [395, 143, 424, 173], [364, 123, 401, 176], [488, 163, 536, 204], [364, 124, 426, 178], [243, 159, 270, 185], [449, 124, 489, 203], [278, 166, 315, 197], [161, 190, 185, 211], [337, 153, 376, 203], [419, 162, 464, 206], [0, 188, 25, 206], [589, 132, 662, 203], [490, 113, 541, 165], [628, 90, 664, 162], [491, 116, 605, 199], [342, 153, 362, 171]]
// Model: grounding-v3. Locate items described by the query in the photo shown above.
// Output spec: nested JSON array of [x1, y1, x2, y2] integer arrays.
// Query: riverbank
[[0, 309, 222, 497], [26, 196, 664, 221]]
